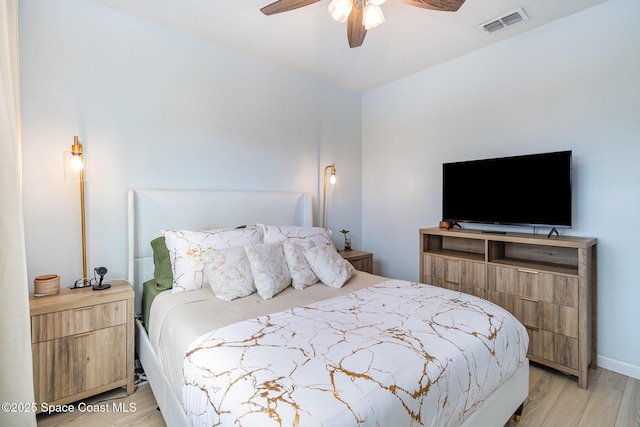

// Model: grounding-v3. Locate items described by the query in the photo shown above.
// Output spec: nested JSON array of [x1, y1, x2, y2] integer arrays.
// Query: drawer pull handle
[[518, 269, 539, 274], [73, 331, 93, 338], [524, 324, 539, 331], [444, 279, 460, 285], [518, 295, 539, 303]]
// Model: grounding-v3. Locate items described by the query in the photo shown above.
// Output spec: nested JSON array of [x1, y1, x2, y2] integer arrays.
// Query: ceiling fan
[[260, 0, 466, 48]]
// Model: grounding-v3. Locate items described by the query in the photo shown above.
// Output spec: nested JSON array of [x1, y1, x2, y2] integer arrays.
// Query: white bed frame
[[127, 188, 528, 427]]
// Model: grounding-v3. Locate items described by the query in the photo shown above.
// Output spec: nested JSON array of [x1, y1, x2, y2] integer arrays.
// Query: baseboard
[[597, 355, 640, 380]]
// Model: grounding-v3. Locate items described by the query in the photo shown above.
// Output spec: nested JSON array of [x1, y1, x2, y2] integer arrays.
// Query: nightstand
[[29, 280, 134, 411], [339, 250, 373, 273]]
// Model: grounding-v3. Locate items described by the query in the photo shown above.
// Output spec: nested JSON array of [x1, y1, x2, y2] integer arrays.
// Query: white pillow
[[163, 226, 264, 293], [244, 242, 292, 300], [304, 244, 356, 289], [259, 225, 333, 245], [203, 247, 255, 301], [282, 240, 320, 290]]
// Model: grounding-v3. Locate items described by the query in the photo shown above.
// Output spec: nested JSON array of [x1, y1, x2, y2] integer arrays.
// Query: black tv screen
[[442, 151, 572, 228]]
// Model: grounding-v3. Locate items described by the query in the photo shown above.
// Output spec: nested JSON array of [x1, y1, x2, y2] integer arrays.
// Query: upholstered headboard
[[127, 188, 313, 315]]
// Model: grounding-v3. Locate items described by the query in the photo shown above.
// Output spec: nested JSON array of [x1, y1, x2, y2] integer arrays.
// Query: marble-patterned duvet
[[182, 280, 528, 426]]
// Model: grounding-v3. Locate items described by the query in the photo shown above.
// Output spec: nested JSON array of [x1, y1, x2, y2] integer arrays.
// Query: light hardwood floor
[[37, 363, 639, 427]]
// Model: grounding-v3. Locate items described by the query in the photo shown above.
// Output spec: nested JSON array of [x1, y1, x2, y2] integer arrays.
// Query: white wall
[[362, 0, 640, 378], [19, 0, 362, 290]]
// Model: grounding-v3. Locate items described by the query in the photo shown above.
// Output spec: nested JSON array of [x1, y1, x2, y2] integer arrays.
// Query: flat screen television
[[442, 151, 572, 229]]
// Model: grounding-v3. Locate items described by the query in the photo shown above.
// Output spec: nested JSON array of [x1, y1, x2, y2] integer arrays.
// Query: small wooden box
[[34, 274, 60, 296]]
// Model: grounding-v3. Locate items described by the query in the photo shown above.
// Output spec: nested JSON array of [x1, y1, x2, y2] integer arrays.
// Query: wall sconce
[[63, 136, 88, 286], [322, 163, 337, 228]]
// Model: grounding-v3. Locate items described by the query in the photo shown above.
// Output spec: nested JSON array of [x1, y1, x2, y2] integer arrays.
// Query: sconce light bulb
[[71, 155, 84, 172], [329, 172, 337, 185]]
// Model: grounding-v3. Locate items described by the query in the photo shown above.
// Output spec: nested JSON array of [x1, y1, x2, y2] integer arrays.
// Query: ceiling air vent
[[479, 8, 528, 34]]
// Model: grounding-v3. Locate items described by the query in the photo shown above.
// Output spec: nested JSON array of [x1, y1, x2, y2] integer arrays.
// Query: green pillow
[[142, 279, 161, 334], [150, 236, 173, 291]]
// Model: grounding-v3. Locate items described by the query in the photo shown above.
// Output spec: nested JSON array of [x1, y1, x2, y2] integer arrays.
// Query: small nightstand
[[339, 250, 373, 273], [29, 280, 134, 411]]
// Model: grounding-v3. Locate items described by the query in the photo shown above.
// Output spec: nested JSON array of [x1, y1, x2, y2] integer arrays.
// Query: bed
[[127, 188, 529, 427]]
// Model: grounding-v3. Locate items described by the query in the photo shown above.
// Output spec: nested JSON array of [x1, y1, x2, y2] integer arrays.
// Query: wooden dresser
[[419, 227, 597, 388], [29, 280, 134, 410]]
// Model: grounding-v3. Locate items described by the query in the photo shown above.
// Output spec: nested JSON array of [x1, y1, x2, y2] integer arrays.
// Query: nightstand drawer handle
[[73, 331, 93, 338], [518, 295, 539, 303], [518, 269, 539, 274], [444, 279, 460, 285], [524, 324, 539, 331]]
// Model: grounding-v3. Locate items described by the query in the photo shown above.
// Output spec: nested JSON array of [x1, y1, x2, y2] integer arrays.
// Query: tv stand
[[419, 227, 597, 389]]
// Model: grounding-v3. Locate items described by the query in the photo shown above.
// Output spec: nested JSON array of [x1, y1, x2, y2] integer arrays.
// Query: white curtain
[[0, 0, 37, 426]]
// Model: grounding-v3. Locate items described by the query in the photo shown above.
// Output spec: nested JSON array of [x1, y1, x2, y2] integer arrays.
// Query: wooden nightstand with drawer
[[339, 250, 373, 273], [29, 280, 134, 410]]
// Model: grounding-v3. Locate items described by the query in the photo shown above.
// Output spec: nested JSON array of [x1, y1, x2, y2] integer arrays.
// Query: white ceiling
[[87, 0, 608, 92]]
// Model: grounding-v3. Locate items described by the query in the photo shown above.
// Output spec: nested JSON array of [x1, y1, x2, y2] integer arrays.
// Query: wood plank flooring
[[36, 382, 165, 427], [37, 363, 639, 427], [505, 363, 639, 427]]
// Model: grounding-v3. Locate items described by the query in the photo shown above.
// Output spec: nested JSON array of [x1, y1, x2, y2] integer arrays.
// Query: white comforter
[[182, 280, 528, 426]]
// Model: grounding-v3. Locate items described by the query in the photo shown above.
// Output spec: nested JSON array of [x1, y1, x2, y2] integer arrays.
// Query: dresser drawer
[[31, 300, 127, 344], [424, 254, 486, 287], [489, 289, 576, 333], [423, 254, 486, 298], [426, 276, 487, 300], [32, 324, 127, 404], [488, 264, 578, 306], [527, 329, 579, 371]]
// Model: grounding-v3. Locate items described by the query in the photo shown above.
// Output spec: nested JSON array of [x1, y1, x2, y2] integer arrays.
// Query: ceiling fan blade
[[347, 3, 366, 48], [261, 0, 322, 15], [399, 0, 465, 12]]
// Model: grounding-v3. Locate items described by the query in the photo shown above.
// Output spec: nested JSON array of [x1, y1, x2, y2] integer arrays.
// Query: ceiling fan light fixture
[[328, 0, 353, 23], [363, 3, 385, 30], [260, 0, 466, 48]]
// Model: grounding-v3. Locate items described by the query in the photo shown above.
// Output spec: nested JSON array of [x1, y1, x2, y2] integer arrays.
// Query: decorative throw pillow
[[282, 240, 320, 290], [150, 236, 173, 291], [203, 246, 255, 301], [163, 226, 264, 293], [259, 224, 333, 246], [244, 242, 292, 300], [304, 244, 356, 289]]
